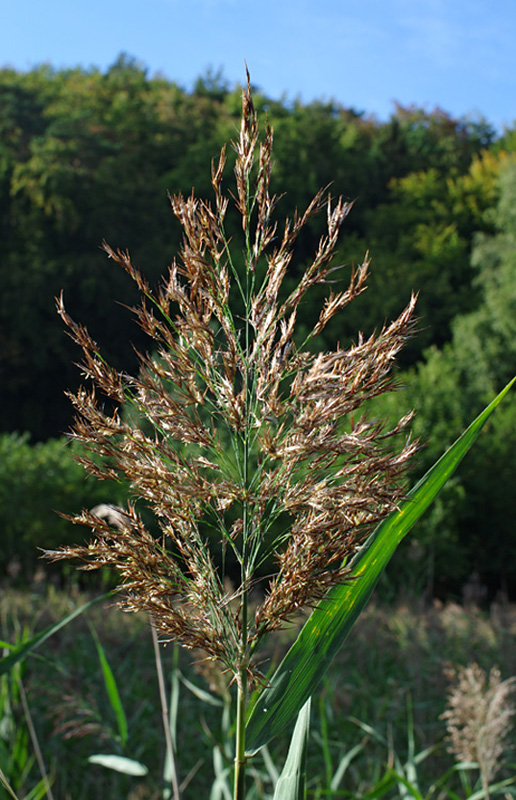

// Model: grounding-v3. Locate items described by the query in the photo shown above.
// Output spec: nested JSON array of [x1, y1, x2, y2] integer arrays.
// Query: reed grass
[[42, 71, 419, 797]]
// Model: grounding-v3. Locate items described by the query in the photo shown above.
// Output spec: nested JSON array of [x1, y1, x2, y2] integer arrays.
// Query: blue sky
[[2, 0, 515, 131]]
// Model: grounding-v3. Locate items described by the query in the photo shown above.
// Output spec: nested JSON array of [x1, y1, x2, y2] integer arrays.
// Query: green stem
[[233, 668, 247, 800], [234, 175, 253, 800], [234, 428, 249, 799]]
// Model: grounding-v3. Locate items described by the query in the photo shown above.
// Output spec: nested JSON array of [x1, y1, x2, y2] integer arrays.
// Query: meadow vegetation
[[1, 588, 515, 798]]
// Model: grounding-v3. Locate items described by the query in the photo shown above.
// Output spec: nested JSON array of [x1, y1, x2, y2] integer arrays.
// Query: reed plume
[[442, 663, 515, 795], [46, 73, 417, 690]]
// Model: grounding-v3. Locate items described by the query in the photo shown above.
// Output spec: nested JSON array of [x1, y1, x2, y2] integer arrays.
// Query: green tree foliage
[[359, 148, 506, 364], [388, 159, 516, 596], [0, 59, 236, 438], [0, 58, 498, 440]]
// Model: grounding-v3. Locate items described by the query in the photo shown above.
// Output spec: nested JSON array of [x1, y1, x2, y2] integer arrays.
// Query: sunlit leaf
[[272, 699, 311, 800], [88, 754, 148, 776]]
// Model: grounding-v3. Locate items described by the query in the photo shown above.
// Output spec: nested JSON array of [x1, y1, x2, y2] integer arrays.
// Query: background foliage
[[1, 55, 515, 595]]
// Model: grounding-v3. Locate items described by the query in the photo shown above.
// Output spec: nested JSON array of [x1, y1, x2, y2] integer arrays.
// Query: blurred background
[[1, 0, 516, 598]]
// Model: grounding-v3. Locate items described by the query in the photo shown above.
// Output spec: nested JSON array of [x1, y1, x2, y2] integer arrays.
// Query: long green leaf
[[0, 592, 114, 676], [88, 622, 128, 747], [272, 698, 311, 800], [246, 378, 515, 755]]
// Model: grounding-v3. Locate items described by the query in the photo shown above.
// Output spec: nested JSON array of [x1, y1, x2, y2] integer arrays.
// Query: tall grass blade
[[330, 742, 365, 792], [385, 769, 424, 800], [22, 780, 50, 800], [261, 746, 280, 787], [210, 748, 232, 800], [0, 592, 113, 675], [178, 672, 224, 707], [246, 378, 515, 754], [0, 766, 21, 800], [360, 772, 398, 799], [17, 675, 55, 800], [88, 622, 128, 747], [0, 772, 48, 800], [470, 777, 516, 799], [272, 699, 311, 800]]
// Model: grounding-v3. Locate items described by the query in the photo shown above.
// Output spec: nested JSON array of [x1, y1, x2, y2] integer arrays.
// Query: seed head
[[442, 663, 516, 789], [46, 76, 418, 681]]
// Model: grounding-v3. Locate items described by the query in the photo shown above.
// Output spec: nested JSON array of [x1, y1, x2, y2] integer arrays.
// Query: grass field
[[1, 586, 515, 799]]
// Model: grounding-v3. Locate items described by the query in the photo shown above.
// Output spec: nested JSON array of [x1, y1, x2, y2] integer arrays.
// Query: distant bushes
[[0, 433, 126, 579]]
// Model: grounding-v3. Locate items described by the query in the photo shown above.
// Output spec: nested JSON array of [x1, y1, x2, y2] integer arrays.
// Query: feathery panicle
[[441, 663, 516, 791], [48, 77, 418, 683]]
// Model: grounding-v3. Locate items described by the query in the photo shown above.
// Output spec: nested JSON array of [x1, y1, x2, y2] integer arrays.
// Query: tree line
[[1, 54, 515, 595]]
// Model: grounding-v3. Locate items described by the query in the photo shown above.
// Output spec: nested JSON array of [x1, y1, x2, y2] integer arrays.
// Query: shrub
[[0, 433, 126, 579]]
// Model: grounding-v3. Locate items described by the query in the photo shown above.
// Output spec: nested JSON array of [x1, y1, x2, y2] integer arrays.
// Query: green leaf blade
[[89, 623, 129, 747], [272, 698, 311, 800], [246, 378, 515, 755]]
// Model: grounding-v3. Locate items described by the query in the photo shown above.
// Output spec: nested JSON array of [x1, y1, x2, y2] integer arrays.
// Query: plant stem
[[18, 674, 55, 800], [233, 669, 247, 800], [0, 767, 20, 800], [151, 620, 181, 800], [233, 183, 253, 800], [234, 425, 250, 798]]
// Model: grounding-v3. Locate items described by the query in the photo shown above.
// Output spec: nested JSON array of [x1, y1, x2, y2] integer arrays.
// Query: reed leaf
[[246, 377, 516, 754], [272, 698, 311, 800], [88, 622, 128, 747]]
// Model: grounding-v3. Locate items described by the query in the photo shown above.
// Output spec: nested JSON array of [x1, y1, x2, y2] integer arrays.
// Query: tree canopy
[[0, 58, 505, 440]]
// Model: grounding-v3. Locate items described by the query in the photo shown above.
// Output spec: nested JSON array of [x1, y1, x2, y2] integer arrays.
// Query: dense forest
[[1, 54, 515, 595]]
